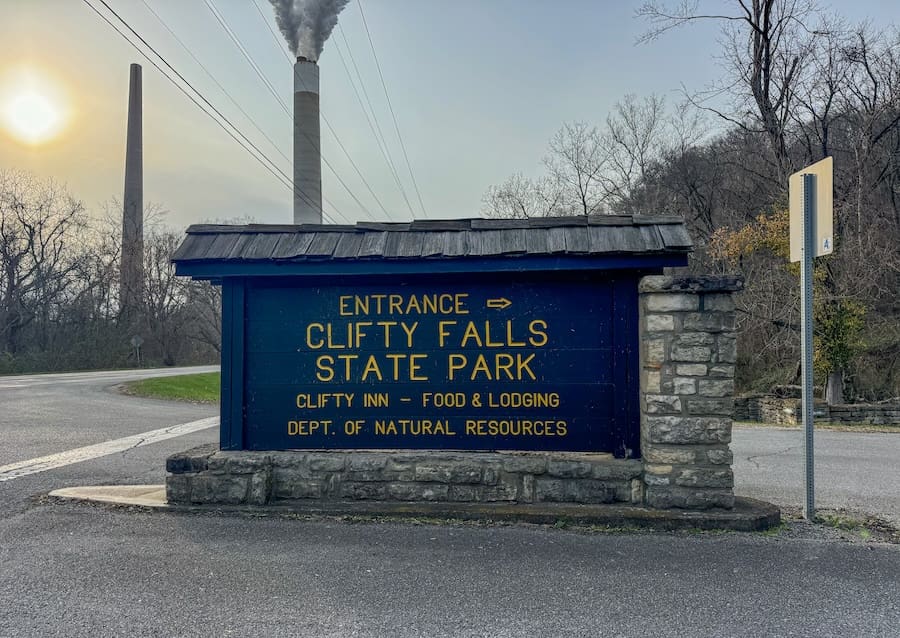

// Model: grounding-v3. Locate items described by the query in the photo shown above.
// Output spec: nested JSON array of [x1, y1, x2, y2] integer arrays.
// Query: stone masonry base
[[167, 446, 644, 507]]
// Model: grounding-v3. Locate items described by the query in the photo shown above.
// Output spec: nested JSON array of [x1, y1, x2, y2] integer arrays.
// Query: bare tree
[[638, 0, 819, 181], [0, 170, 87, 355], [481, 173, 563, 219], [544, 122, 610, 216]]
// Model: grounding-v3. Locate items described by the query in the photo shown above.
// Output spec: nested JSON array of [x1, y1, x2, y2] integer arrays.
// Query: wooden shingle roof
[[172, 215, 692, 264]]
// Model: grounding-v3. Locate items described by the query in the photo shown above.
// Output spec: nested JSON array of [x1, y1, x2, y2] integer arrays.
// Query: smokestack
[[293, 57, 322, 224], [121, 63, 144, 318]]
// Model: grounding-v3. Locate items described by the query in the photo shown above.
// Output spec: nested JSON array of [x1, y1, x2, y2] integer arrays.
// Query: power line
[[82, 0, 345, 224], [357, 2, 429, 219], [334, 23, 417, 220], [137, 0, 291, 167], [205, 0, 394, 222]]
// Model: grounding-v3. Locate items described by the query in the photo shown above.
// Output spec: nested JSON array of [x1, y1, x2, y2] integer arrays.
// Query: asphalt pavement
[[0, 368, 897, 637]]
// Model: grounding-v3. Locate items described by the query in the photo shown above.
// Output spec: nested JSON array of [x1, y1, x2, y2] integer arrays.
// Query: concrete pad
[[47, 485, 779, 531], [50, 485, 168, 508]]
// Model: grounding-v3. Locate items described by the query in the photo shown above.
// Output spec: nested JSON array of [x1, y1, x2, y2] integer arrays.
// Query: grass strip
[[123, 372, 220, 404]]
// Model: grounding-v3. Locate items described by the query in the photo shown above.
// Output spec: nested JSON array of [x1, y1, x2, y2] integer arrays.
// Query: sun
[[1, 68, 70, 146]]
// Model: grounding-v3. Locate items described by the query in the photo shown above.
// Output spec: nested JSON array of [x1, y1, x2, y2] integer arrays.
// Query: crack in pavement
[[745, 445, 799, 469]]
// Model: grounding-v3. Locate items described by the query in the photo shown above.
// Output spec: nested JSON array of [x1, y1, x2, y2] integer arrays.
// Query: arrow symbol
[[486, 298, 512, 310]]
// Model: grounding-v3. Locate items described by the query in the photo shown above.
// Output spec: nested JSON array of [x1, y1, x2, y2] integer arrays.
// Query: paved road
[[0, 369, 897, 637], [733, 425, 900, 523]]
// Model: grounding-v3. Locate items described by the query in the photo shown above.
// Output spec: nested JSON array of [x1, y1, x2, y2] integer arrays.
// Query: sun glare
[[1, 67, 70, 146]]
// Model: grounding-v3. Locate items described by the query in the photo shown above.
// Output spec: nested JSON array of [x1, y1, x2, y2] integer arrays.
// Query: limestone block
[[674, 333, 715, 347], [190, 475, 249, 505], [644, 293, 699, 312], [207, 452, 271, 475], [674, 468, 734, 488], [699, 379, 735, 397], [645, 394, 682, 414], [564, 480, 617, 504], [642, 369, 662, 393], [641, 444, 699, 465], [590, 459, 643, 481], [447, 485, 477, 502], [340, 482, 389, 500], [247, 471, 272, 505], [683, 313, 734, 332], [706, 448, 734, 465], [414, 461, 483, 484], [269, 451, 307, 470], [645, 486, 735, 510], [686, 398, 734, 416], [676, 364, 707, 376], [645, 314, 676, 331], [165, 475, 191, 504], [388, 482, 449, 501], [272, 469, 324, 499], [501, 455, 548, 474], [546, 459, 593, 478], [670, 345, 712, 362], [307, 452, 347, 472], [673, 377, 697, 395], [708, 364, 735, 378], [645, 416, 731, 444], [479, 479, 519, 502], [643, 338, 666, 365]]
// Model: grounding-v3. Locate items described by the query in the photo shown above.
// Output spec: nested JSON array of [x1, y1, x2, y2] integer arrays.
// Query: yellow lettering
[[438, 320, 456, 347], [470, 354, 491, 380], [506, 321, 526, 347], [354, 295, 369, 316], [315, 355, 334, 382], [448, 354, 467, 381], [377, 320, 397, 347], [306, 323, 325, 349], [461, 321, 482, 347], [339, 297, 352, 316], [361, 355, 383, 381], [337, 354, 358, 380], [495, 353, 515, 380], [517, 353, 537, 380], [410, 354, 428, 381], [528, 320, 548, 347], [401, 321, 418, 347]]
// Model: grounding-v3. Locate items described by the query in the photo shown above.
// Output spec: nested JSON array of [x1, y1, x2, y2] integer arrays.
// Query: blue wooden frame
[[178, 253, 687, 281], [210, 252, 684, 453]]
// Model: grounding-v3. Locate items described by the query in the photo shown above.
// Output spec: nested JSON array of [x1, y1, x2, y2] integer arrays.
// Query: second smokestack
[[293, 57, 322, 224]]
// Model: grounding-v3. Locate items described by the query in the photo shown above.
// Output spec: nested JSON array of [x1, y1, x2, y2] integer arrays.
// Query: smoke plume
[[269, 0, 350, 61]]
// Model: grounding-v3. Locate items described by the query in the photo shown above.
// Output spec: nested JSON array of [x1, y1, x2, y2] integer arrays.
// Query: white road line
[[0, 417, 218, 482]]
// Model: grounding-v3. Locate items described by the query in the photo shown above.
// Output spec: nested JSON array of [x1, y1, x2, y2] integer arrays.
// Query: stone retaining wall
[[167, 446, 644, 507], [735, 395, 900, 426]]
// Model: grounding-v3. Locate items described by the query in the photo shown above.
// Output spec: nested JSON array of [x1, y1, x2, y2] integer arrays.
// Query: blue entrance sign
[[240, 276, 639, 453], [172, 217, 692, 455]]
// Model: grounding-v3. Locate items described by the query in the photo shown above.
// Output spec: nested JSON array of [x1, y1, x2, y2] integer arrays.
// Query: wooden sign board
[[237, 276, 640, 453], [789, 157, 834, 262]]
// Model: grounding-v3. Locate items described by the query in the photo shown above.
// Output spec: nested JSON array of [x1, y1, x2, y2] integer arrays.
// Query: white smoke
[[269, 0, 350, 61]]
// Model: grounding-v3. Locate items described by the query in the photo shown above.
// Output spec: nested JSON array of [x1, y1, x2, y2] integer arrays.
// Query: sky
[[0, 0, 896, 229]]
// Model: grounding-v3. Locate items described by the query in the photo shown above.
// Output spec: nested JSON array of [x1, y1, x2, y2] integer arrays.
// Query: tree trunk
[[825, 370, 844, 405]]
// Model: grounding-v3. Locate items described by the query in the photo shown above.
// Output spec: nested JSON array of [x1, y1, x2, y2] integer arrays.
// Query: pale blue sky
[[0, 0, 895, 227]]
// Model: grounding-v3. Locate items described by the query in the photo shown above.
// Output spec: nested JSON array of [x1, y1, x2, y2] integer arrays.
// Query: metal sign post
[[800, 174, 816, 520], [789, 157, 833, 522]]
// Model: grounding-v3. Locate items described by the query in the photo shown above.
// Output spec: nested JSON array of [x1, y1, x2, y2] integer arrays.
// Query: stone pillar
[[638, 275, 743, 509]]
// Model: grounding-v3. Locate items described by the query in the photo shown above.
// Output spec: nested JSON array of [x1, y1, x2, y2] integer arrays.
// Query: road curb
[[49, 485, 780, 531]]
